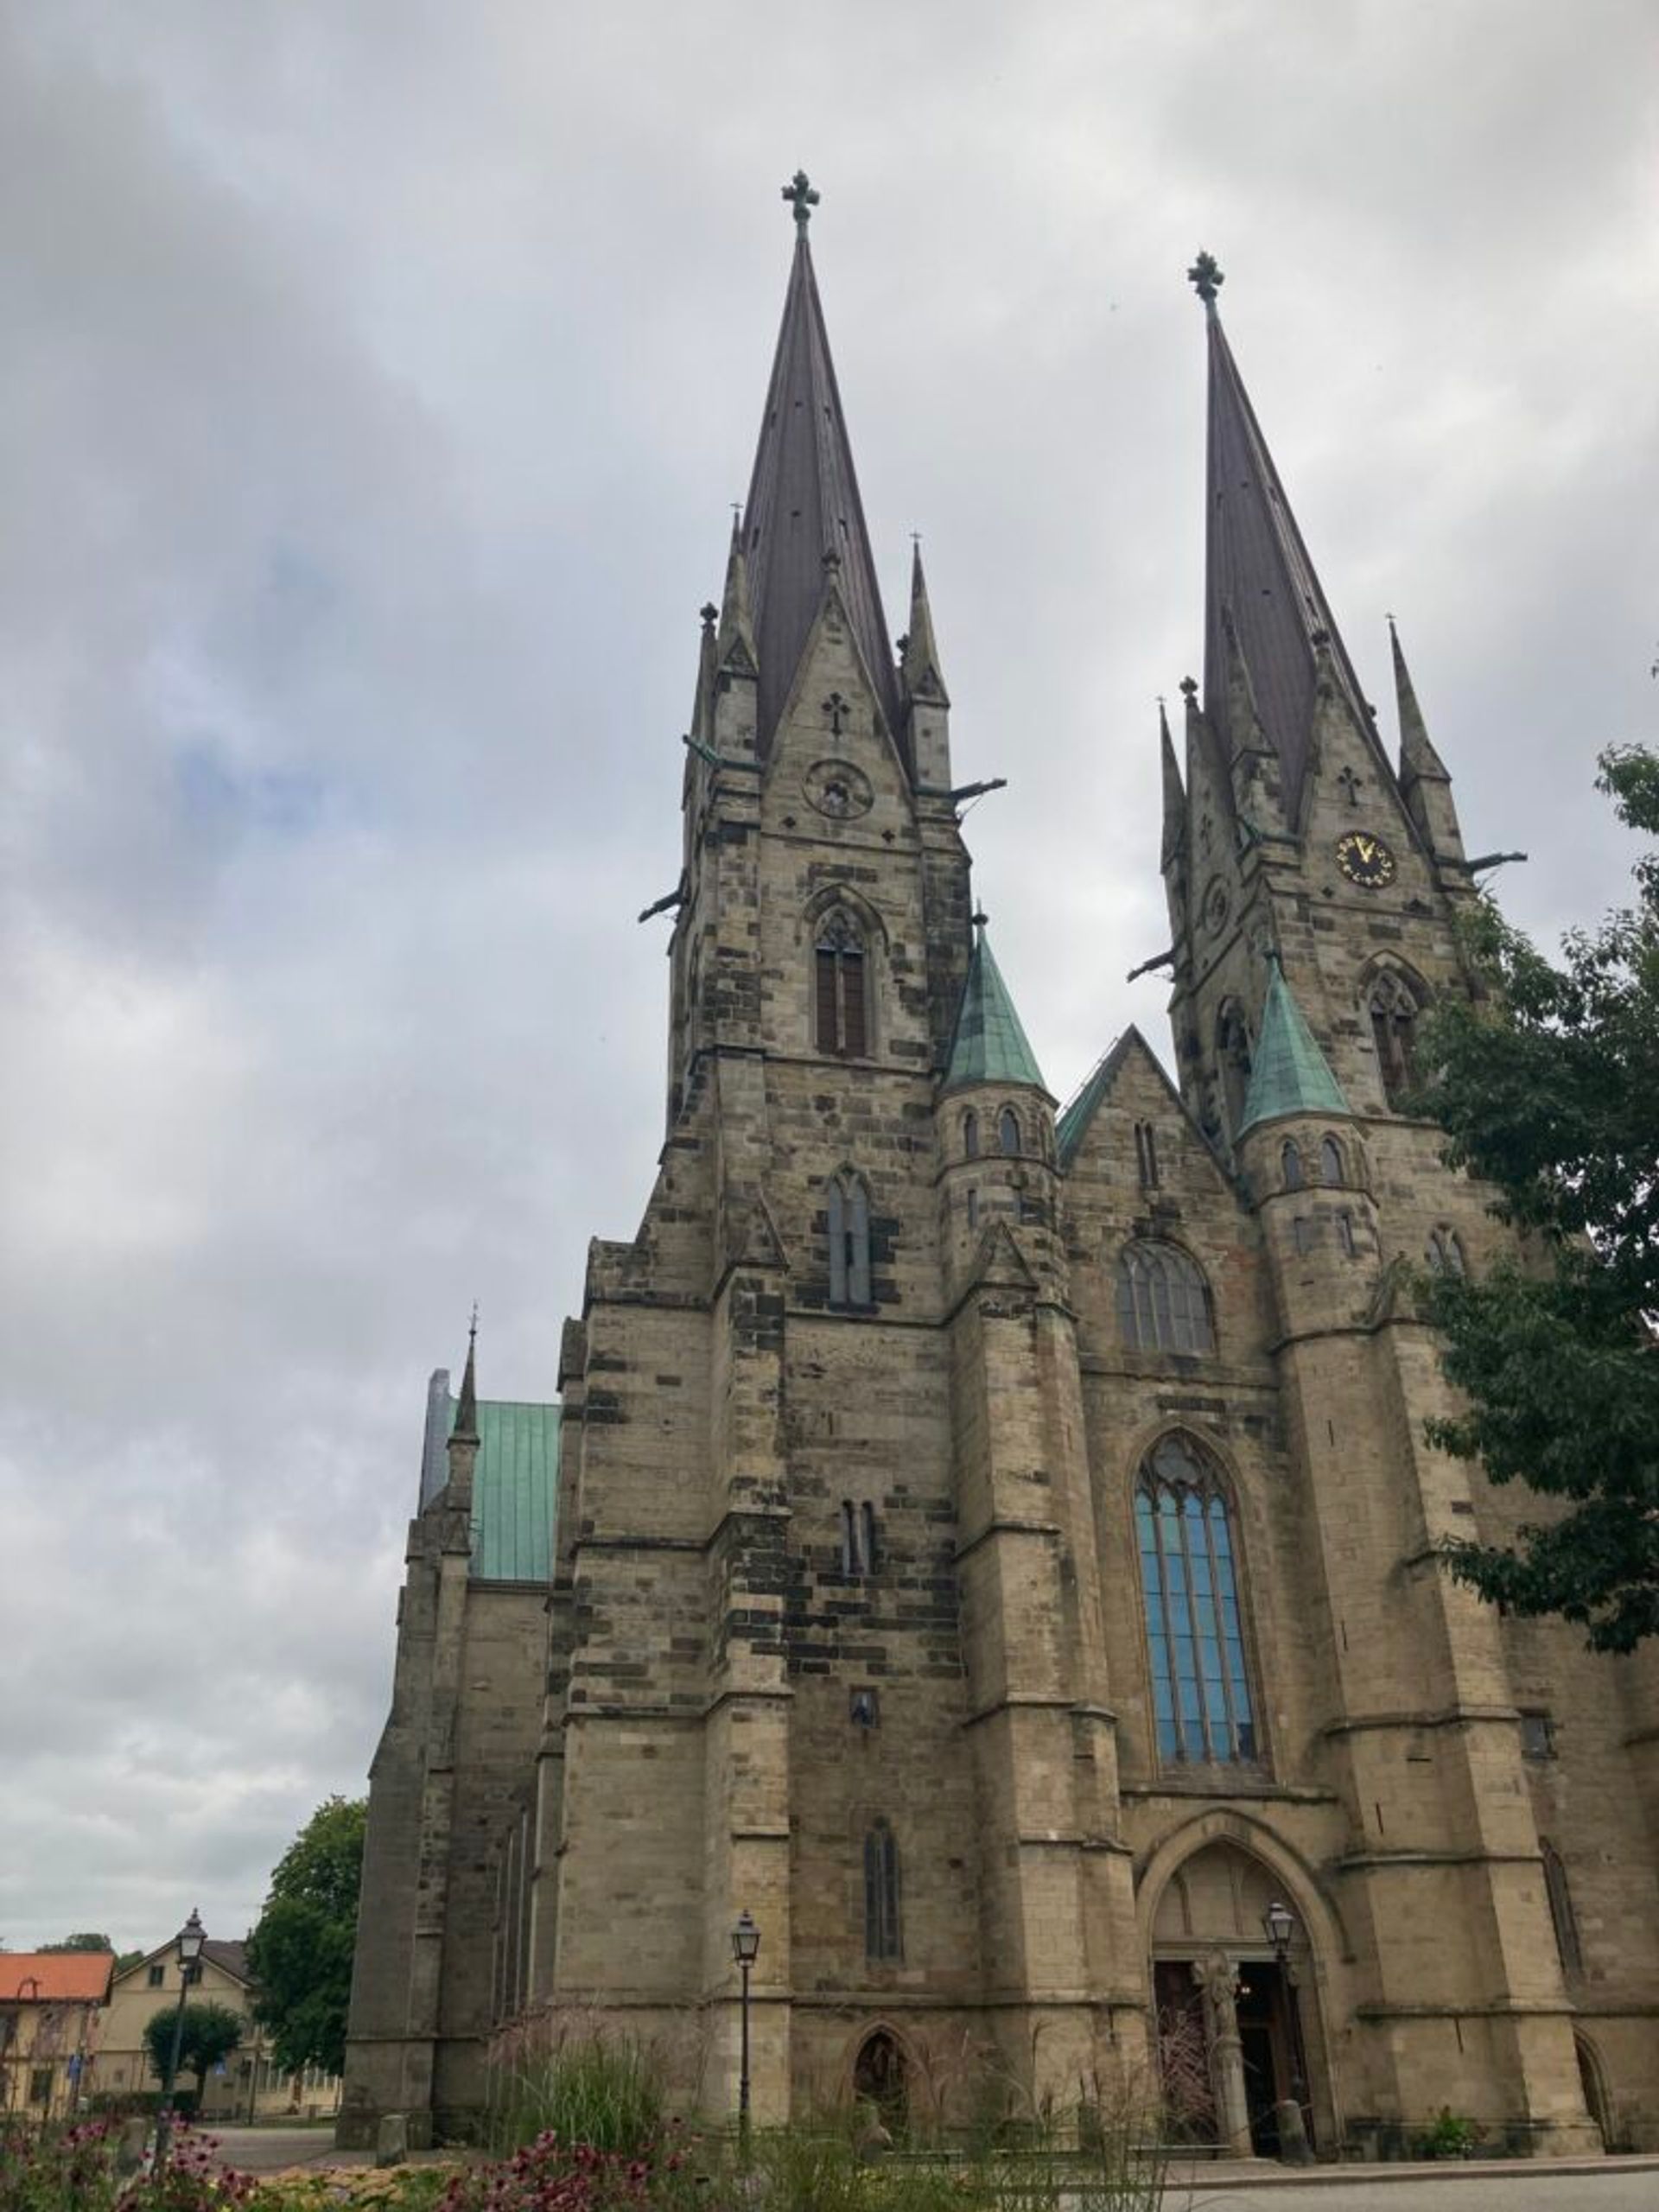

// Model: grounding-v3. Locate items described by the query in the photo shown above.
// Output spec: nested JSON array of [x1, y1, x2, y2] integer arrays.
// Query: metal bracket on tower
[[915, 776, 1008, 804]]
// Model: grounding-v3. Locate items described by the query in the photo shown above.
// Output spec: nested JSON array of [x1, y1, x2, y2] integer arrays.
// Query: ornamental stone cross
[[823, 691, 849, 735], [782, 170, 820, 232], [1187, 250, 1224, 306], [1337, 766, 1363, 807]]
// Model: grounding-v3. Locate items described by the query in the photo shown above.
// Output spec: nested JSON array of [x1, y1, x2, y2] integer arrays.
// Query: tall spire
[[941, 918, 1046, 1096], [1194, 256, 1374, 811], [742, 177, 903, 753], [900, 540, 949, 706]]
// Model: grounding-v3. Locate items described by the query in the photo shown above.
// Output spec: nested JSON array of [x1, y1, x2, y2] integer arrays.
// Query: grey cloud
[[2, 0, 1655, 1949]]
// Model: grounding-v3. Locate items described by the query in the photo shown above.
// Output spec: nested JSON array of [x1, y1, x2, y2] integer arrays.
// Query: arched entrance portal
[[1150, 1839, 1319, 2158], [852, 2029, 908, 2139]]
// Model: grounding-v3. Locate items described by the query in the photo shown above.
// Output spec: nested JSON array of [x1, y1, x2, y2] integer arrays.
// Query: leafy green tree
[[143, 1999, 243, 2096], [245, 1796, 367, 2077], [1416, 744, 1659, 1651], [40, 1932, 115, 1953]]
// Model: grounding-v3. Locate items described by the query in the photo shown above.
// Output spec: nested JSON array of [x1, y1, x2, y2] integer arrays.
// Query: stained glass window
[[1116, 1242, 1214, 1355], [1135, 1435, 1257, 1764]]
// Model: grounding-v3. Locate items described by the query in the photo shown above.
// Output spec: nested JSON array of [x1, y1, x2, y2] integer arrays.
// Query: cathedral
[[340, 186, 1659, 2158]]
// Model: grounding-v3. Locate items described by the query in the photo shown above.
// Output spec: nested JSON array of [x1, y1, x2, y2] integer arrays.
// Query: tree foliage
[[245, 1795, 366, 2077], [1416, 745, 1659, 1650], [40, 1932, 115, 1953], [143, 1999, 243, 2094]]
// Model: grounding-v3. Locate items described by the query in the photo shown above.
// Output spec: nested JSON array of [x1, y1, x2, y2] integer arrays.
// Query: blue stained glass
[[1136, 1444, 1258, 1768]]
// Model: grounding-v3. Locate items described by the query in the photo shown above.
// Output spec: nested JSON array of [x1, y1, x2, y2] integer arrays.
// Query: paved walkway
[[1166, 2156, 1659, 2209], [200, 2125, 366, 2173]]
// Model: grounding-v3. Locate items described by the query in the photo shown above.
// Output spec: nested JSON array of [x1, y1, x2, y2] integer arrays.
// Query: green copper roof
[[1056, 1033, 1132, 1166], [452, 1395, 560, 1584], [1238, 960, 1350, 1134], [942, 925, 1046, 1096]]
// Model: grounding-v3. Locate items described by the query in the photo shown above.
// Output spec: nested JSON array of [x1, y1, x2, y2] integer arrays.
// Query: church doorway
[[1149, 1840, 1319, 2156], [852, 2029, 908, 2139]]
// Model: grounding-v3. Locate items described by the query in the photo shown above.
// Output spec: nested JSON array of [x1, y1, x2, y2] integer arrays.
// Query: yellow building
[[92, 1937, 341, 2123]]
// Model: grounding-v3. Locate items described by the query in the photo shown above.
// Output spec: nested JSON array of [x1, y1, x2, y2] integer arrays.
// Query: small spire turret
[[901, 540, 950, 707], [1160, 700, 1185, 868], [715, 513, 758, 676], [1389, 615, 1465, 864]]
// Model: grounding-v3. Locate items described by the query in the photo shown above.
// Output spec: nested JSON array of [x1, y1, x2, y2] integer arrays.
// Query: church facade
[[340, 196, 1659, 2158]]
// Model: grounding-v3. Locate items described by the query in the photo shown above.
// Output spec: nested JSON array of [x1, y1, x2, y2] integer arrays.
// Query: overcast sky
[[2, 1, 1656, 1954]]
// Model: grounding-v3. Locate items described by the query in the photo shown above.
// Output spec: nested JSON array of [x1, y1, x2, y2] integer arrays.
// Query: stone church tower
[[341, 198, 1659, 2157]]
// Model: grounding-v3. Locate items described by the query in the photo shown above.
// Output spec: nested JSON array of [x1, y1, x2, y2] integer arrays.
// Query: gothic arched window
[[1116, 1241, 1214, 1356], [1426, 1226, 1467, 1276], [1281, 1141, 1305, 1191], [1217, 1002, 1253, 1139], [827, 1172, 872, 1307], [863, 1820, 902, 1961], [962, 1109, 979, 1160], [1542, 1841, 1582, 1976], [815, 907, 869, 1058], [997, 1106, 1021, 1157], [1135, 1433, 1258, 1765], [1319, 1135, 1345, 1185], [1367, 969, 1422, 1108]]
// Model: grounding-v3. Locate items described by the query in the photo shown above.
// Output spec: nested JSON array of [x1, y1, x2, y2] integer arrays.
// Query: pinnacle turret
[[900, 542, 950, 707], [1389, 615, 1450, 786], [453, 1308, 480, 1442], [715, 513, 757, 677], [942, 919, 1046, 1096], [741, 182, 902, 754], [1160, 701, 1185, 868], [1237, 957, 1349, 1135]]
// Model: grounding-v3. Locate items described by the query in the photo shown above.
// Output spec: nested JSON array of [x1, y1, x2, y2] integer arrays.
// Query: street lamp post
[[730, 1910, 760, 2156], [1262, 1898, 1311, 2136], [154, 1909, 207, 2174]]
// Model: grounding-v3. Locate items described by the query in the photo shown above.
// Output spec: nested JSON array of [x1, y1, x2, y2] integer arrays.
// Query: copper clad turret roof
[[742, 234, 903, 755], [1202, 304, 1371, 810]]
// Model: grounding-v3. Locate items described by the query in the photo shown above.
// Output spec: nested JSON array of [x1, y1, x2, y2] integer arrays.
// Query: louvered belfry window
[[815, 909, 868, 1057], [864, 1820, 902, 1961]]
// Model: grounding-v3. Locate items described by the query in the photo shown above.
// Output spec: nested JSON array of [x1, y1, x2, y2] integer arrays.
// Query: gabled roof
[[0, 1953, 114, 2004], [1055, 1025, 1202, 1170], [114, 1936, 251, 1990], [741, 233, 903, 755], [1201, 297, 1375, 810], [1237, 958, 1350, 1134], [453, 1394, 560, 1585], [941, 925, 1046, 1096]]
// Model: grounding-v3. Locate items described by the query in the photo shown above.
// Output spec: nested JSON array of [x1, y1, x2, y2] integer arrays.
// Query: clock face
[[1335, 830, 1396, 889]]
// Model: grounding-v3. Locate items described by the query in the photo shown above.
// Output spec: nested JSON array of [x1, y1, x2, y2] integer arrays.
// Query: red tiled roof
[[0, 1952, 114, 2004]]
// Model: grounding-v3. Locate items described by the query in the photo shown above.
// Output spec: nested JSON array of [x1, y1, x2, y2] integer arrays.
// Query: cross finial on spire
[[971, 906, 989, 931], [468, 1300, 479, 1345], [782, 169, 820, 234], [1187, 250, 1224, 310]]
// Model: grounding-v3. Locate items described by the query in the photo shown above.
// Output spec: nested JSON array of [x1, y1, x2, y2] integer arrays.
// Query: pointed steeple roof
[[742, 190, 902, 754], [942, 919, 1046, 1096], [1238, 956, 1350, 1135], [1389, 615, 1451, 785], [1194, 255, 1374, 810], [900, 542, 949, 706]]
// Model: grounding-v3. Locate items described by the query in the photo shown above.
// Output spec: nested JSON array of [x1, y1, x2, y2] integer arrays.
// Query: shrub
[[1420, 2106, 1480, 2159]]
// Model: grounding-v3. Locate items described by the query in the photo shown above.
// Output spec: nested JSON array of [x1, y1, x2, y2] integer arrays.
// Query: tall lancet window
[[815, 908, 869, 1058], [1217, 1002, 1253, 1139], [863, 1820, 902, 1961], [1135, 1433, 1257, 1765], [827, 1171, 872, 1308], [1367, 969, 1422, 1108]]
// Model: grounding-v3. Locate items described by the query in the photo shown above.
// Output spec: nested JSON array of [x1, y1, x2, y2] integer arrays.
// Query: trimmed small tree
[[143, 2000, 244, 2099]]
